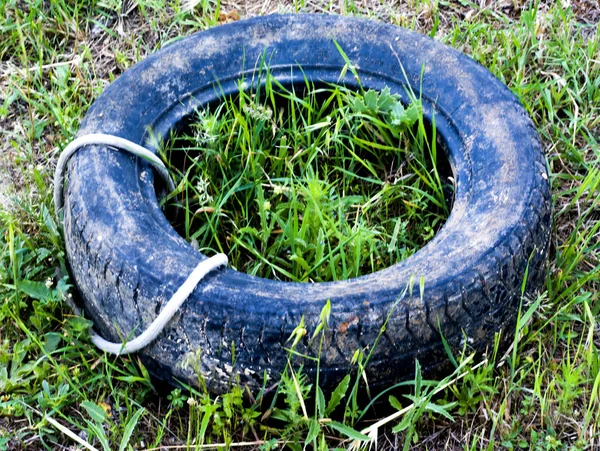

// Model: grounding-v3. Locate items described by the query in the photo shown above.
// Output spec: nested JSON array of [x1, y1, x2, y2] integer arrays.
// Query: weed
[[161, 69, 451, 282]]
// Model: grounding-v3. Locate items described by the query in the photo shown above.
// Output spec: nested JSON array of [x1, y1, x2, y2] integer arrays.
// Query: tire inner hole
[[159, 80, 454, 283]]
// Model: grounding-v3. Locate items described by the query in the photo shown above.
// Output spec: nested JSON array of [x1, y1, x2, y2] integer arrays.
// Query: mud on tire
[[62, 14, 552, 392]]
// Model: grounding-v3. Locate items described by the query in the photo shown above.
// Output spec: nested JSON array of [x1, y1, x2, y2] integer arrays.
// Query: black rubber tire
[[63, 14, 551, 393]]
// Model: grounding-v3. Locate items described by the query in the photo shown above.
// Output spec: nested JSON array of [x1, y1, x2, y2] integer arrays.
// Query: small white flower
[[243, 102, 273, 121], [45, 278, 53, 289], [195, 176, 213, 207]]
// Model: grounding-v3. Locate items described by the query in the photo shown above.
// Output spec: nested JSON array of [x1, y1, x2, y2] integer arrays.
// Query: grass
[[0, 0, 599, 449], [161, 72, 450, 282]]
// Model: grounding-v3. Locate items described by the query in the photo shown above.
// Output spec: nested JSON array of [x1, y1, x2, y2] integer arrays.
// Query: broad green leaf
[[414, 360, 422, 397], [199, 404, 219, 445], [405, 103, 420, 124], [389, 395, 402, 411], [376, 87, 397, 112], [43, 332, 62, 353], [364, 90, 379, 111], [390, 103, 407, 125], [328, 421, 370, 441], [119, 407, 145, 451], [317, 386, 325, 417], [425, 401, 456, 421], [325, 374, 350, 416], [11, 339, 31, 380], [391, 413, 413, 433], [81, 401, 107, 424], [0, 367, 9, 393], [289, 254, 310, 272], [350, 97, 367, 113], [86, 420, 110, 451], [19, 280, 51, 301], [305, 418, 320, 444]]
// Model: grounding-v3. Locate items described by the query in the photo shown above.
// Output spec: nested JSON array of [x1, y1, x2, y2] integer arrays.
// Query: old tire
[[62, 14, 551, 392]]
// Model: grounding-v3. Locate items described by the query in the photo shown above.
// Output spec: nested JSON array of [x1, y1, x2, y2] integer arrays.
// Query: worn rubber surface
[[62, 14, 551, 392]]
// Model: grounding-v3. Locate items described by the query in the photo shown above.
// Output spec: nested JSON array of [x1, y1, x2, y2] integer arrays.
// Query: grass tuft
[[161, 70, 451, 282]]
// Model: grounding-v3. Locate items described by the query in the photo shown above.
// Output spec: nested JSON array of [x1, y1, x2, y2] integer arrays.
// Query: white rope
[[54, 133, 228, 355], [92, 254, 228, 355], [53, 133, 176, 216]]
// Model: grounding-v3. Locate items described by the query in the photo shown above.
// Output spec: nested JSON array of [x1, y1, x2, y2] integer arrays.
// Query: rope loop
[[54, 133, 227, 355]]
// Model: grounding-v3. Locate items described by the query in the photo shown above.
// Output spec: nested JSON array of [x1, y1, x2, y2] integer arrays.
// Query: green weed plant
[[161, 71, 450, 282]]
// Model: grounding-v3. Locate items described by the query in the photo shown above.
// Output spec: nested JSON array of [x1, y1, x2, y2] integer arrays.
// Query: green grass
[[1, 0, 599, 450], [161, 73, 449, 282]]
